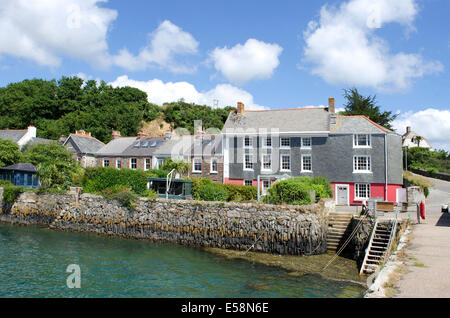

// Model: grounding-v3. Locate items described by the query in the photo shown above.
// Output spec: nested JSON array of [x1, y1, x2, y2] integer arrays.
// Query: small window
[[263, 137, 272, 148], [302, 155, 312, 172], [193, 158, 202, 173], [130, 158, 137, 169], [353, 156, 371, 172], [211, 158, 218, 173], [262, 180, 270, 193], [281, 154, 291, 171], [145, 158, 151, 171], [244, 154, 253, 170], [354, 134, 371, 147], [244, 136, 252, 148], [301, 137, 312, 148], [355, 183, 371, 200], [262, 154, 272, 171], [116, 158, 121, 169], [244, 179, 253, 186], [103, 158, 110, 167], [280, 137, 290, 148]]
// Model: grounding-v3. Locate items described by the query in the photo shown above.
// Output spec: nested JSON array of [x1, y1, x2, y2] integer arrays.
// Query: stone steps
[[327, 212, 354, 252]]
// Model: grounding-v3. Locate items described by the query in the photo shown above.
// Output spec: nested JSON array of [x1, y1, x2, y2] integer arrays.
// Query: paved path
[[394, 174, 450, 298]]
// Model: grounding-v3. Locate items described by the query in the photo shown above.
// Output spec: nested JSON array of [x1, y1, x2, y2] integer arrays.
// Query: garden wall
[[0, 188, 335, 256]]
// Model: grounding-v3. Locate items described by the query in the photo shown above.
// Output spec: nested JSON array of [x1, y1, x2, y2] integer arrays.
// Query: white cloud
[[393, 108, 450, 151], [302, 0, 443, 91], [109, 75, 267, 110], [210, 39, 283, 84], [0, 0, 117, 68], [0, 2, 198, 73], [113, 20, 199, 73]]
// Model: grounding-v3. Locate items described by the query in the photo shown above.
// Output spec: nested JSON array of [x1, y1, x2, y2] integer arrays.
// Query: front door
[[336, 185, 349, 205]]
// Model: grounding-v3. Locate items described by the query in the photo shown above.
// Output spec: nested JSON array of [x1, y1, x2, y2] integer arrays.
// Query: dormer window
[[354, 134, 371, 147]]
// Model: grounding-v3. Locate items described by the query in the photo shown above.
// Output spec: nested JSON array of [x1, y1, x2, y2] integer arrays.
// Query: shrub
[[82, 167, 148, 196], [190, 178, 213, 200], [403, 171, 433, 198], [223, 184, 257, 202], [263, 179, 311, 205], [194, 183, 228, 202], [2, 184, 23, 204], [146, 169, 171, 178], [108, 190, 139, 210]]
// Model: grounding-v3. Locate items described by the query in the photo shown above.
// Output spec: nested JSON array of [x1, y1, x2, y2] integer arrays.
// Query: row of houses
[[58, 97, 406, 206]]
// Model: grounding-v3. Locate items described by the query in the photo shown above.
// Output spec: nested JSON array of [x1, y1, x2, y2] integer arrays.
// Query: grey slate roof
[[66, 134, 105, 155], [120, 137, 167, 157], [26, 137, 55, 146], [0, 163, 37, 172], [0, 130, 27, 142], [222, 108, 330, 133], [95, 137, 138, 156], [152, 135, 194, 157], [333, 116, 393, 134]]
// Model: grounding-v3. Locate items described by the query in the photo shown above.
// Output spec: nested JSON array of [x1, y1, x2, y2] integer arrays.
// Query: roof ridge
[[243, 107, 326, 113], [337, 115, 391, 133]]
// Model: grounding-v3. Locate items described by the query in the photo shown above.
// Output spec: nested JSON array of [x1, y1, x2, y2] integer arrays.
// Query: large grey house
[[221, 99, 403, 205], [63, 130, 105, 168]]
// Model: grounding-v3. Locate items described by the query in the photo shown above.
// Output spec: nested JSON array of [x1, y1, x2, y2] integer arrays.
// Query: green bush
[[194, 182, 228, 202], [2, 184, 23, 204], [82, 167, 148, 196], [263, 179, 312, 205], [223, 184, 257, 202], [107, 189, 139, 210], [146, 169, 171, 178]]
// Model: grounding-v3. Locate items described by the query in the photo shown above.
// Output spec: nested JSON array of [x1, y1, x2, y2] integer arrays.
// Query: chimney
[[112, 130, 121, 140], [328, 97, 335, 114], [27, 125, 37, 138], [406, 126, 411, 133], [75, 130, 91, 137], [194, 120, 203, 135], [137, 129, 145, 139], [237, 102, 245, 115]]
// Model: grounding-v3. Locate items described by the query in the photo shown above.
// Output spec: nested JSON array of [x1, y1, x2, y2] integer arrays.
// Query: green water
[[0, 223, 364, 298]]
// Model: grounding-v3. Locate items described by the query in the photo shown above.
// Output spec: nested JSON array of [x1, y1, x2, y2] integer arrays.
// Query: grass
[[413, 262, 426, 268]]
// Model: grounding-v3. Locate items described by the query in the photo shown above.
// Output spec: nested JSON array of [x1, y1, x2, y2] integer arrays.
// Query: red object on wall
[[420, 201, 426, 219]]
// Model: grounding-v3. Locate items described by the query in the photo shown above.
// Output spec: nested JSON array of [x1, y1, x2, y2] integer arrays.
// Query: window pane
[[245, 154, 253, 169], [281, 155, 290, 170], [263, 154, 271, 170], [302, 156, 312, 171], [244, 180, 253, 186], [211, 159, 218, 172], [244, 136, 252, 147], [302, 137, 311, 147], [281, 138, 290, 147], [265, 137, 271, 147]]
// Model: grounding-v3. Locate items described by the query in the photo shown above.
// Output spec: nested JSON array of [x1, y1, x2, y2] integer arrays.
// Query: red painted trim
[[332, 182, 403, 205]]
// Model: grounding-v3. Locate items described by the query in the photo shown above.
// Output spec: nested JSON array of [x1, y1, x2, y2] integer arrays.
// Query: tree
[[22, 141, 82, 189], [340, 88, 398, 130], [0, 138, 23, 167], [414, 135, 423, 147]]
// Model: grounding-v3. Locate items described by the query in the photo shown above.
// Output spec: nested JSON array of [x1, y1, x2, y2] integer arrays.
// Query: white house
[[402, 126, 432, 149], [0, 125, 37, 149]]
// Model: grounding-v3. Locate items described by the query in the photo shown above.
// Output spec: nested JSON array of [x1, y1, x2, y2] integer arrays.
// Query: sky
[[0, 0, 449, 150]]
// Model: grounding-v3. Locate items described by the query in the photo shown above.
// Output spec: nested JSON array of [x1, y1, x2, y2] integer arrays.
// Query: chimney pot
[[112, 130, 121, 140], [328, 97, 335, 114], [237, 102, 245, 115], [406, 126, 411, 133]]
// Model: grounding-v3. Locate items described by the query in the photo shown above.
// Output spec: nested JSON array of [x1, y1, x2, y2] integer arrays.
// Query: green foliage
[[0, 138, 23, 167], [340, 88, 398, 130], [403, 171, 433, 198], [0, 77, 235, 144], [263, 179, 312, 205], [162, 101, 235, 134], [223, 184, 257, 202], [160, 158, 191, 176], [146, 169, 170, 178], [263, 177, 332, 205], [22, 141, 81, 190], [82, 167, 148, 196], [194, 182, 228, 202], [106, 189, 139, 210], [2, 183, 23, 204], [407, 147, 450, 174]]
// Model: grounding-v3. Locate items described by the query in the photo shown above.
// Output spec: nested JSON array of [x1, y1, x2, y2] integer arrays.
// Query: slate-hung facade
[[222, 100, 403, 205]]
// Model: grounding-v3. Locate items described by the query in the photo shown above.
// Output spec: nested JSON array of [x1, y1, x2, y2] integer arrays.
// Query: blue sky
[[0, 0, 449, 149]]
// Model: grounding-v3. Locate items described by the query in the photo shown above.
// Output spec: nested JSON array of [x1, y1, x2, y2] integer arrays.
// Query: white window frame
[[116, 158, 121, 169], [103, 158, 110, 167], [263, 137, 272, 148], [130, 158, 137, 170], [353, 155, 371, 173], [301, 154, 312, 172], [210, 157, 218, 174], [144, 158, 151, 171], [280, 137, 290, 148], [243, 153, 254, 171], [355, 183, 371, 201], [335, 184, 350, 206], [192, 157, 202, 173], [353, 134, 371, 148], [280, 154, 291, 171], [244, 179, 253, 186], [262, 180, 271, 195], [244, 136, 252, 149], [301, 137, 312, 149], [261, 153, 272, 171]]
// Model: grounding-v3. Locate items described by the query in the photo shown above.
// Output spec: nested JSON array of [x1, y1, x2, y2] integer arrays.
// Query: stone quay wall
[[0, 189, 335, 255]]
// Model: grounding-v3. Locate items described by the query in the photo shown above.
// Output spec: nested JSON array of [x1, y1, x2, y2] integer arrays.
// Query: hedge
[[190, 178, 257, 202]]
